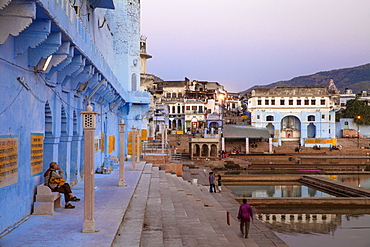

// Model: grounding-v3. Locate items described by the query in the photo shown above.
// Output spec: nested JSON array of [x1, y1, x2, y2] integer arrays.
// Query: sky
[[140, 0, 370, 92]]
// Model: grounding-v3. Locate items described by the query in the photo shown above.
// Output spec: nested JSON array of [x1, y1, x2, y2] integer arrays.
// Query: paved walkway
[[0, 161, 145, 247], [0, 161, 288, 247]]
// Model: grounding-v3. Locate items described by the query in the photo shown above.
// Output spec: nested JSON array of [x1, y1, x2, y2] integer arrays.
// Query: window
[[271, 99, 275, 105], [172, 106, 175, 113], [167, 93, 171, 98], [297, 100, 301, 105], [329, 115, 331, 121], [289, 100, 293, 105], [266, 116, 274, 121], [172, 93, 177, 98], [311, 99, 316, 105], [265, 99, 269, 105], [177, 105, 181, 113], [308, 115, 315, 121], [178, 93, 183, 98], [186, 106, 190, 111], [131, 73, 137, 91], [304, 99, 309, 105], [257, 115, 260, 120], [192, 106, 197, 111], [322, 114, 325, 120], [280, 99, 285, 105], [321, 99, 325, 105], [257, 100, 262, 105], [199, 106, 203, 113]]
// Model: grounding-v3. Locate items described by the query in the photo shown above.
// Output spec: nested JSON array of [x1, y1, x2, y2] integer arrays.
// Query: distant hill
[[240, 63, 370, 95]]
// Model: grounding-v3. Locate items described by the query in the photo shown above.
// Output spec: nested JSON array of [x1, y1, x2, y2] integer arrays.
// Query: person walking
[[217, 174, 222, 192], [237, 198, 254, 238], [209, 172, 216, 193]]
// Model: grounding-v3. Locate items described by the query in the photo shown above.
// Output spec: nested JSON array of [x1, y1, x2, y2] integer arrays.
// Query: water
[[226, 176, 370, 246], [228, 184, 334, 198], [272, 214, 370, 247]]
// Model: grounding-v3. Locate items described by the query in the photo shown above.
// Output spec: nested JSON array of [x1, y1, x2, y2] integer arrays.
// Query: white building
[[248, 85, 340, 147]]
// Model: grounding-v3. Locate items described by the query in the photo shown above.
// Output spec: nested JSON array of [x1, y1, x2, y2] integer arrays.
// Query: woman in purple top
[[237, 198, 254, 238]]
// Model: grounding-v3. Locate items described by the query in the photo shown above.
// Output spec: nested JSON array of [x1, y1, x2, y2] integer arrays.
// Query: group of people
[[208, 172, 222, 193], [209, 172, 254, 238]]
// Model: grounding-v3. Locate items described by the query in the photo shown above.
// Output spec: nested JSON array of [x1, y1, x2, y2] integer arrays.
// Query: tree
[[339, 99, 370, 125]]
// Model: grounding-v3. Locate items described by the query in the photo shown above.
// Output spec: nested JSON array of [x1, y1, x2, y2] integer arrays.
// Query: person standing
[[217, 174, 222, 192], [209, 172, 216, 193], [44, 162, 80, 209], [237, 198, 254, 238]]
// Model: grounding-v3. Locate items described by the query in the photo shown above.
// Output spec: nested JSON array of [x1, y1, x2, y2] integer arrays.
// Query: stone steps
[[139, 166, 260, 246], [112, 163, 153, 247]]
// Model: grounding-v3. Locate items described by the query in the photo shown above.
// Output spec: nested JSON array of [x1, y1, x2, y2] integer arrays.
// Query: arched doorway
[[194, 144, 200, 156], [281, 116, 301, 139], [210, 144, 218, 157], [201, 144, 209, 157], [266, 123, 275, 137], [307, 123, 316, 138]]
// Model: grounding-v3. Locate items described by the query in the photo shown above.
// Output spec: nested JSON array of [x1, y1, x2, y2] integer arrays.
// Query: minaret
[[140, 37, 152, 75]]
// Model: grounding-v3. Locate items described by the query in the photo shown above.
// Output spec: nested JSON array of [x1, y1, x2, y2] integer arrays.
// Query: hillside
[[240, 63, 370, 95]]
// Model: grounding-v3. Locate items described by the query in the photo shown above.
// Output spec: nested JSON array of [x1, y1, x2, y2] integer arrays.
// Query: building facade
[[248, 86, 340, 147], [0, 0, 149, 233]]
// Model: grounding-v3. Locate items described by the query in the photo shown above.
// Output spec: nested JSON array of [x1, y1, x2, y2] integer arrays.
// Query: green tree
[[338, 99, 370, 125]]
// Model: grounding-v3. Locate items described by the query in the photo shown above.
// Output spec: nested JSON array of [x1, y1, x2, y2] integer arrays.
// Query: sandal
[[70, 196, 80, 201], [65, 203, 75, 209]]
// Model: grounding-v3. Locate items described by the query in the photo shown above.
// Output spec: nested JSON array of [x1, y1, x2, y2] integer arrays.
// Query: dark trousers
[[240, 221, 251, 238], [52, 183, 72, 203], [209, 183, 216, 192]]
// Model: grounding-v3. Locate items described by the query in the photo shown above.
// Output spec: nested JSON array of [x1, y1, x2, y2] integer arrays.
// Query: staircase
[[113, 163, 262, 246]]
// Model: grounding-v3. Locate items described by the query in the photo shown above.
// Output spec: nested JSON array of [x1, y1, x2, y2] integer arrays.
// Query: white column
[[131, 127, 136, 170], [136, 128, 140, 163], [221, 137, 225, 151], [269, 137, 273, 154], [118, 120, 126, 187], [245, 138, 249, 154], [82, 103, 97, 233], [161, 123, 165, 154]]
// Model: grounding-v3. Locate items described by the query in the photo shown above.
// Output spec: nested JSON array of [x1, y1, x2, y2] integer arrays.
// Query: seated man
[[44, 162, 80, 209]]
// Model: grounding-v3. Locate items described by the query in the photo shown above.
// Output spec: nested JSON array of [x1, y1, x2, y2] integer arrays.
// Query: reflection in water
[[228, 185, 334, 198], [270, 214, 370, 247]]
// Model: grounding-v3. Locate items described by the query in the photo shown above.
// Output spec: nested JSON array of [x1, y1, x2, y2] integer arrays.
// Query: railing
[[170, 152, 182, 163], [142, 140, 170, 153]]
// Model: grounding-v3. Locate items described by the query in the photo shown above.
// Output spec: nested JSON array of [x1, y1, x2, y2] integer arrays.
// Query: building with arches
[[0, 0, 149, 233], [247, 85, 340, 147]]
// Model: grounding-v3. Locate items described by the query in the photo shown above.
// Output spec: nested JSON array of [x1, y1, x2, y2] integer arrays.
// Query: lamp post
[[131, 126, 136, 170], [357, 115, 361, 148], [81, 103, 97, 233], [118, 119, 126, 187]]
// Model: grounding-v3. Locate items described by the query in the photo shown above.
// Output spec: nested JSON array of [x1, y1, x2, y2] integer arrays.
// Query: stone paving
[[0, 161, 288, 247]]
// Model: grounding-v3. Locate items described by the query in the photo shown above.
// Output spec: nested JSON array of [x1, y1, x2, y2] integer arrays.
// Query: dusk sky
[[141, 0, 370, 92]]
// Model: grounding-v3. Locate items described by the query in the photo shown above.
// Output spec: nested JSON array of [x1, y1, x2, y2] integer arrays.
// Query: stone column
[[81, 103, 97, 233], [118, 120, 126, 187], [245, 138, 249, 154], [269, 137, 273, 154], [161, 123, 165, 154], [136, 128, 140, 163], [131, 126, 136, 170]]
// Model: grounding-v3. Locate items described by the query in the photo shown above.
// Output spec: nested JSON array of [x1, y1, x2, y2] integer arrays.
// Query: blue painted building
[[248, 85, 340, 147], [0, 0, 149, 233]]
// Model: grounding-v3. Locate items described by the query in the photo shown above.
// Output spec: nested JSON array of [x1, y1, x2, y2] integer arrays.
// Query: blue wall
[[0, 0, 149, 233]]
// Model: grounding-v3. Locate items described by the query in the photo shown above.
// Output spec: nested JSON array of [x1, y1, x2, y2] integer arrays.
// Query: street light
[[118, 119, 126, 187], [81, 103, 97, 233], [356, 115, 361, 148]]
